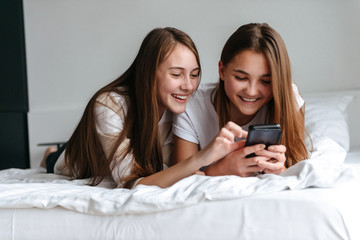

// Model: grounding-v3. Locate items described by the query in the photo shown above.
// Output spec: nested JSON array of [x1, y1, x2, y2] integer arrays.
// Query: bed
[[1, 89, 359, 240]]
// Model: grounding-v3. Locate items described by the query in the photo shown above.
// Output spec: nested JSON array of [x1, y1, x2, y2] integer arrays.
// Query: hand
[[206, 141, 269, 177], [255, 145, 287, 175], [199, 121, 247, 167]]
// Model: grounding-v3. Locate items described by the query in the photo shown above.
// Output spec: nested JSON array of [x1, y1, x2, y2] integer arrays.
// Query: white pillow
[[303, 92, 354, 151]]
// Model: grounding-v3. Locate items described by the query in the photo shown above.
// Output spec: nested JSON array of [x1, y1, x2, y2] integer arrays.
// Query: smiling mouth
[[172, 94, 188, 100], [240, 96, 258, 102]]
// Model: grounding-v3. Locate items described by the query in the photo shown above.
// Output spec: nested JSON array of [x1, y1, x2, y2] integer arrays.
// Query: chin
[[169, 106, 186, 114], [172, 109, 186, 114], [238, 107, 260, 117]]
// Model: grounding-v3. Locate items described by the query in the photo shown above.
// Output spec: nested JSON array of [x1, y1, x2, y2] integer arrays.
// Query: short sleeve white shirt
[[173, 82, 304, 150]]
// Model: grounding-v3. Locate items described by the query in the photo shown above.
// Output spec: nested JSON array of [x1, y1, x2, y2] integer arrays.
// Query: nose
[[245, 82, 258, 96], [180, 75, 195, 91]]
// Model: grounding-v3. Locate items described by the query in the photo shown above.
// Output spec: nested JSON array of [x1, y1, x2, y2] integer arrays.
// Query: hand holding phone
[[245, 124, 282, 158]]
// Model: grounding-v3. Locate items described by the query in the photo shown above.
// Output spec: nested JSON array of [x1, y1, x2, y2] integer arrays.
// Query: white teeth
[[172, 94, 187, 100], [242, 97, 257, 102]]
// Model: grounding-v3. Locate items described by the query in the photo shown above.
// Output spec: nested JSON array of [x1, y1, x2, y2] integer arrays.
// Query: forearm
[[203, 159, 226, 176], [137, 153, 203, 188], [138, 123, 247, 187]]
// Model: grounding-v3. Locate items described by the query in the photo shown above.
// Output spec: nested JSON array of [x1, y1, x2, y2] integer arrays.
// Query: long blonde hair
[[212, 23, 308, 167], [65, 27, 201, 188]]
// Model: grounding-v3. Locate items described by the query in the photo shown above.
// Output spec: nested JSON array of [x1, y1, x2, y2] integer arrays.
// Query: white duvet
[[0, 136, 356, 215]]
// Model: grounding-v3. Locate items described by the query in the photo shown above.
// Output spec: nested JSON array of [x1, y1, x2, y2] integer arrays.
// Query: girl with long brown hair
[[173, 23, 309, 177], [41, 27, 248, 188]]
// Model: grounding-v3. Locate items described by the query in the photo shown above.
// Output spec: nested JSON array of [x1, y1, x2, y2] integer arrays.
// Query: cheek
[[225, 78, 244, 92], [263, 86, 273, 99], [224, 82, 239, 100], [158, 77, 174, 93], [191, 79, 199, 91], [157, 82, 171, 103]]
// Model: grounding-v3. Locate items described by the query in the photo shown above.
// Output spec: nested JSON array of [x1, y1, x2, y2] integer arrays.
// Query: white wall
[[23, 0, 360, 167]]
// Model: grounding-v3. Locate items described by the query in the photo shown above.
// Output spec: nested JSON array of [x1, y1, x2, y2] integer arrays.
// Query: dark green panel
[[0, 0, 28, 112], [0, 112, 30, 169], [0, 0, 29, 169]]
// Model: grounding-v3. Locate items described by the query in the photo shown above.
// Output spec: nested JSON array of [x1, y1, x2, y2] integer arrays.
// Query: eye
[[235, 75, 247, 81], [171, 73, 181, 77], [261, 79, 271, 84], [191, 73, 199, 78], [190, 70, 200, 79]]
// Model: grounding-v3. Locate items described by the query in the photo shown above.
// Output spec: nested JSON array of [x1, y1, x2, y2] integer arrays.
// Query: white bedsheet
[[1, 136, 360, 240], [0, 136, 353, 214]]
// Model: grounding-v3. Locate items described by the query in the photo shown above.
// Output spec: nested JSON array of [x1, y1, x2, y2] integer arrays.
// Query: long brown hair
[[212, 23, 308, 167], [65, 27, 201, 188]]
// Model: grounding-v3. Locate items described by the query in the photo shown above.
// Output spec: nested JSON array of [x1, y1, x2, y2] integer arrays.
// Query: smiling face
[[219, 50, 273, 126], [156, 43, 200, 116]]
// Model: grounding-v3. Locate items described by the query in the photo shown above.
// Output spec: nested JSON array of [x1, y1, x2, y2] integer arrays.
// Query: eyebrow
[[169, 66, 184, 70], [233, 69, 271, 77], [169, 66, 200, 71]]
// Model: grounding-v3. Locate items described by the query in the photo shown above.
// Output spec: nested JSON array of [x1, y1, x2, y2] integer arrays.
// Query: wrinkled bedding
[[0, 136, 356, 215]]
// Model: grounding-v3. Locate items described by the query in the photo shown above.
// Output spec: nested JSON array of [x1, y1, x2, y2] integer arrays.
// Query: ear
[[218, 60, 225, 81]]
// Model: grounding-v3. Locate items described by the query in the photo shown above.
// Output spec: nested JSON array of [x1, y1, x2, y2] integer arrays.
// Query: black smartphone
[[245, 124, 282, 158]]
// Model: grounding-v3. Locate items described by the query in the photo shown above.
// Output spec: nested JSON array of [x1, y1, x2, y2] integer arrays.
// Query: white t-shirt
[[54, 91, 173, 188], [172, 82, 304, 150]]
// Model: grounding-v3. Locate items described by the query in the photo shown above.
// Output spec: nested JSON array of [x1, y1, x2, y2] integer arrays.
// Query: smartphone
[[245, 124, 282, 158]]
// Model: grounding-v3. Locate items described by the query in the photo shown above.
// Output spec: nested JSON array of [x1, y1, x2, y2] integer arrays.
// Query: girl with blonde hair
[[173, 23, 309, 177]]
